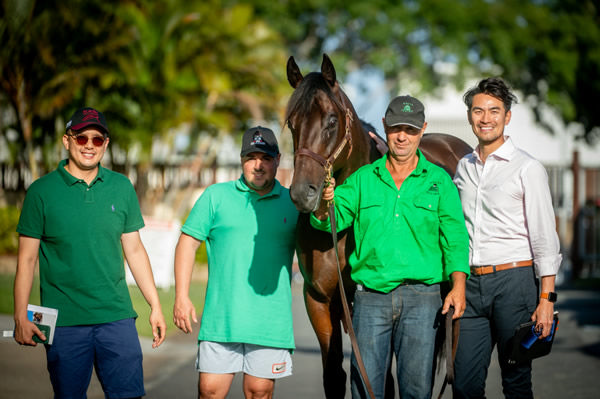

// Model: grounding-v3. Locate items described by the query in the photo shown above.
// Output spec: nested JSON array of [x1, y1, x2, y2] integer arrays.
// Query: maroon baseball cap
[[65, 107, 110, 135]]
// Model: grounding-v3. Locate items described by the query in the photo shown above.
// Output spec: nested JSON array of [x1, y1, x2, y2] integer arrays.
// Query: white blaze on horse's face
[[468, 93, 511, 148], [241, 152, 280, 196]]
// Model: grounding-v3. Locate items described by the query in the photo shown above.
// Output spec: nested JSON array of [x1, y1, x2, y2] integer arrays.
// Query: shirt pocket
[[413, 194, 439, 212]]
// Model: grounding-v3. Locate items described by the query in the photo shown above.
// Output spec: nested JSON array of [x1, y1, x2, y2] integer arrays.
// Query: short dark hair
[[463, 77, 518, 112]]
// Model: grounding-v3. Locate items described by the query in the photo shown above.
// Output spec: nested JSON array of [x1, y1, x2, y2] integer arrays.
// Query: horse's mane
[[285, 72, 344, 123]]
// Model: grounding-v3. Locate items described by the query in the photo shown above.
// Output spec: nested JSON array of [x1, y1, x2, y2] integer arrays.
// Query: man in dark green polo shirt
[[312, 96, 470, 399], [14, 107, 166, 398]]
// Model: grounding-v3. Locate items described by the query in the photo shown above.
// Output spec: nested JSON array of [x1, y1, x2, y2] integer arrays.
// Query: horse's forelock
[[285, 72, 343, 124]]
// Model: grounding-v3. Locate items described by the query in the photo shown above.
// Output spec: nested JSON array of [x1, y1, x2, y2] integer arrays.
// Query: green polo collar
[[235, 175, 282, 199], [57, 159, 105, 186]]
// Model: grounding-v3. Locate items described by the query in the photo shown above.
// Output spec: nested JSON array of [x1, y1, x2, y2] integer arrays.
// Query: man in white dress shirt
[[452, 77, 562, 399]]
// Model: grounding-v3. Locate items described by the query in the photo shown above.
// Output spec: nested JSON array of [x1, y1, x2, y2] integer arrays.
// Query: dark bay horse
[[285, 54, 472, 398]]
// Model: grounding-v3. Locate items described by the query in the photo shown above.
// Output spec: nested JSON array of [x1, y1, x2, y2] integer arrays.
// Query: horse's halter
[[292, 94, 354, 179]]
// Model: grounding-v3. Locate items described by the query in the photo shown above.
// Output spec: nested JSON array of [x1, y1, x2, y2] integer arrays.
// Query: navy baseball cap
[[240, 126, 279, 157]]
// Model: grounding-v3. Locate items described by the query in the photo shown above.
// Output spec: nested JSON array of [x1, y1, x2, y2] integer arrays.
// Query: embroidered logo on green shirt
[[427, 183, 439, 193]]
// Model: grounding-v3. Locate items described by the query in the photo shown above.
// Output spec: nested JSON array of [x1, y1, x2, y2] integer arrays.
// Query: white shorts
[[196, 341, 293, 379]]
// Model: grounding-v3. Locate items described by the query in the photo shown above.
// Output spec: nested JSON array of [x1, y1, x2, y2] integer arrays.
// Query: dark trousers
[[453, 266, 538, 399]]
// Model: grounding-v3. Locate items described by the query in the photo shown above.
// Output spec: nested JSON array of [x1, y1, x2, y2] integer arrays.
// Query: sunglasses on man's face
[[70, 134, 106, 147]]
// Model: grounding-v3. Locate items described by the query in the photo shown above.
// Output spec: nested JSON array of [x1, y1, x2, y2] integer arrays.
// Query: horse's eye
[[327, 116, 337, 129]]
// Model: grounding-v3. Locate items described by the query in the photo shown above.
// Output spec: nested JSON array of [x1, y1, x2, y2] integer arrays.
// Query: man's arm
[[13, 235, 45, 345], [522, 161, 561, 338], [122, 231, 166, 348], [173, 233, 203, 334]]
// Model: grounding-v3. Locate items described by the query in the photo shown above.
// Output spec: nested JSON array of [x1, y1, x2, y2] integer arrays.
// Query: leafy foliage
[[1, 0, 598, 181], [0, 0, 290, 174], [247, 0, 600, 143]]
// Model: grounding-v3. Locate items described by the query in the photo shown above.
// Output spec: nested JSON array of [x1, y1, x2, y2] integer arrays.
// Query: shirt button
[[395, 214, 399, 217]]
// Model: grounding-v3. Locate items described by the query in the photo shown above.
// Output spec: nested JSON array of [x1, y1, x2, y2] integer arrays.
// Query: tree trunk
[[15, 75, 38, 181]]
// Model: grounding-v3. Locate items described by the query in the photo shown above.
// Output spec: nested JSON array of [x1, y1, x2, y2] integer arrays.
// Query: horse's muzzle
[[290, 182, 321, 213]]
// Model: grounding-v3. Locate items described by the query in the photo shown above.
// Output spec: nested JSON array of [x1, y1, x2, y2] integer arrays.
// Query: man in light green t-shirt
[[173, 126, 298, 398]]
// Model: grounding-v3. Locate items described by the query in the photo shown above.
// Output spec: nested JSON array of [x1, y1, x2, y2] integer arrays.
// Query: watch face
[[541, 292, 558, 302]]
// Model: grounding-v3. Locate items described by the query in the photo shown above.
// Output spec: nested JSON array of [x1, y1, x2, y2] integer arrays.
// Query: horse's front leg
[[304, 283, 347, 398]]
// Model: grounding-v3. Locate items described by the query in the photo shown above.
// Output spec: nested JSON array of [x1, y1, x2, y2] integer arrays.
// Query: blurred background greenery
[[1, 0, 598, 194]]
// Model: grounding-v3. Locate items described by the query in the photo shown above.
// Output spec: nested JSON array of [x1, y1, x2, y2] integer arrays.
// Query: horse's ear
[[321, 54, 336, 87], [287, 56, 304, 88]]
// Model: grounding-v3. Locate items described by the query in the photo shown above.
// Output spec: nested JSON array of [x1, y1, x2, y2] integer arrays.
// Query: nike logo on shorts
[[272, 362, 286, 374]]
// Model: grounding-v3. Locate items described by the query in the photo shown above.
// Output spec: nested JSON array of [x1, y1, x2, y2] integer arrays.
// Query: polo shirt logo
[[111, 204, 115, 212]]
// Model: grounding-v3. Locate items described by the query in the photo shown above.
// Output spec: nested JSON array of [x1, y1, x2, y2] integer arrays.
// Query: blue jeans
[[350, 282, 442, 399]]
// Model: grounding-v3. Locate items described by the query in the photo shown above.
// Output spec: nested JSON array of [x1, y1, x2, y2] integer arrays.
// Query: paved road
[[1, 281, 599, 398]]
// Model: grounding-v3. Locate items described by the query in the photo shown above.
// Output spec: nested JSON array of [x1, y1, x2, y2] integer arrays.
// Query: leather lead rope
[[327, 196, 376, 399], [437, 307, 459, 399]]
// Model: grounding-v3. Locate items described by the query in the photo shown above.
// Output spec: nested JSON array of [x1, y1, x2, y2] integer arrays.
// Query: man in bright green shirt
[[312, 96, 469, 399]]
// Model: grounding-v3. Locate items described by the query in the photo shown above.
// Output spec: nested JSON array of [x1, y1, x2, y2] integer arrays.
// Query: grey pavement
[[1, 281, 599, 398]]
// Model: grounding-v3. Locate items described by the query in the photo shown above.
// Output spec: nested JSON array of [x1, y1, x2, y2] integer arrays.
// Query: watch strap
[[540, 292, 557, 302]]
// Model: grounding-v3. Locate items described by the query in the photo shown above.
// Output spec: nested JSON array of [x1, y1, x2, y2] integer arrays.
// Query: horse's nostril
[[307, 184, 319, 198]]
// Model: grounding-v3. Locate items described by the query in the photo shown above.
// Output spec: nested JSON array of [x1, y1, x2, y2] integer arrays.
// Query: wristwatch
[[540, 292, 558, 302]]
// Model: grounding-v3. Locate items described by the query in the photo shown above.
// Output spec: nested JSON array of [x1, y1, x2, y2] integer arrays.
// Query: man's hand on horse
[[173, 296, 198, 334], [314, 177, 336, 220], [369, 131, 388, 155]]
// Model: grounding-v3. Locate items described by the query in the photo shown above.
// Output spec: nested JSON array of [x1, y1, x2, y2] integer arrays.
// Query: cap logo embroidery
[[251, 133, 265, 146], [402, 104, 413, 112], [82, 109, 100, 122]]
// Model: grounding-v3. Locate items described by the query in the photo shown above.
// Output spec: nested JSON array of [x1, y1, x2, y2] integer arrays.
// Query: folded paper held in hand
[[26, 304, 58, 345], [507, 312, 559, 365]]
